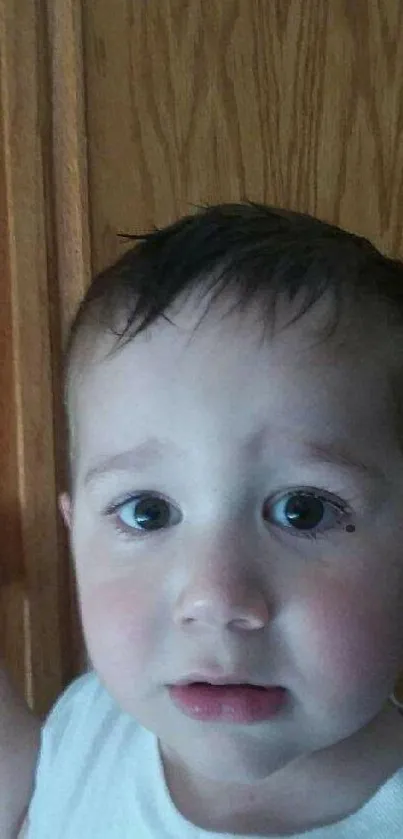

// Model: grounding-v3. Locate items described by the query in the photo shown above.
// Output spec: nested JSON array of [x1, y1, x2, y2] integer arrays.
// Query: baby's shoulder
[[49, 669, 102, 715], [26, 672, 152, 836], [40, 670, 123, 757], [46, 670, 104, 721]]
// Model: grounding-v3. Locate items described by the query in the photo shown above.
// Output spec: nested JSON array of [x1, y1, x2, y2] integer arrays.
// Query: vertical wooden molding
[[47, 0, 91, 343], [0, 0, 90, 711], [0, 2, 25, 695], [46, 0, 91, 677], [0, 0, 63, 713]]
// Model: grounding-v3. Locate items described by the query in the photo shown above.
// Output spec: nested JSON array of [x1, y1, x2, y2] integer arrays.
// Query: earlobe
[[58, 492, 72, 530]]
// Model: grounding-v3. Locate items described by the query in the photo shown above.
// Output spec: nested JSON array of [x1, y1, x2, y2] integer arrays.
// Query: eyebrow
[[297, 440, 385, 482], [83, 433, 386, 486], [84, 438, 181, 486]]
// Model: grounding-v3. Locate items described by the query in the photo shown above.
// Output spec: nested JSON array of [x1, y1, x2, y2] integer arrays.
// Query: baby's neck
[[160, 703, 403, 836]]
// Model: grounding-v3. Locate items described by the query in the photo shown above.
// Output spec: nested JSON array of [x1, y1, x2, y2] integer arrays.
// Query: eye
[[264, 489, 354, 540], [110, 494, 182, 535]]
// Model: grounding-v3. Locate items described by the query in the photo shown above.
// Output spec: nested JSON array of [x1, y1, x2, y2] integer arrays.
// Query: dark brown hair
[[63, 202, 403, 483], [65, 202, 403, 370]]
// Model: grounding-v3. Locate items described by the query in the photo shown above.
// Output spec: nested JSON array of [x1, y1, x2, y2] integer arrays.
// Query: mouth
[[172, 672, 273, 687], [168, 676, 288, 723]]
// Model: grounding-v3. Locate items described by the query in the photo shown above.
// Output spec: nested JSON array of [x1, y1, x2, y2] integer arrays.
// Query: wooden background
[[1, 0, 403, 715]]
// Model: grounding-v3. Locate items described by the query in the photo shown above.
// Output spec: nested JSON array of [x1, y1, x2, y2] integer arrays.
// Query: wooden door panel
[[82, 0, 403, 276]]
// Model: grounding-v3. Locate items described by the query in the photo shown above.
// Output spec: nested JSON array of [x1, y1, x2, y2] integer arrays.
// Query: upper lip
[[172, 672, 270, 686]]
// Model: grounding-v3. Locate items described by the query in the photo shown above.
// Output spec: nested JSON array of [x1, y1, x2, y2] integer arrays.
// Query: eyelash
[[104, 488, 355, 542]]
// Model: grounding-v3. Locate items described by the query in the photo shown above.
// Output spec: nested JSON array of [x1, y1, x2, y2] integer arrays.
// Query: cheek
[[79, 578, 156, 678], [292, 574, 403, 698]]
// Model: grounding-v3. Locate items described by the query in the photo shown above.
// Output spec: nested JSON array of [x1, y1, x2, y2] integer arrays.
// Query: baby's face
[[62, 293, 403, 784]]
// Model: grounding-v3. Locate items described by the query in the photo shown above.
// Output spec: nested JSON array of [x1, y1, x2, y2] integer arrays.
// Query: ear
[[58, 492, 72, 530]]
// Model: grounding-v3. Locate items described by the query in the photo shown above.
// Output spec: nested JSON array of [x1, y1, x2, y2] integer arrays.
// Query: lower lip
[[168, 683, 287, 723]]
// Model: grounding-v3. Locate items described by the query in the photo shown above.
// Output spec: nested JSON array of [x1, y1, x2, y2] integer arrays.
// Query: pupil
[[136, 498, 169, 530], [285, 494, 324, 530]]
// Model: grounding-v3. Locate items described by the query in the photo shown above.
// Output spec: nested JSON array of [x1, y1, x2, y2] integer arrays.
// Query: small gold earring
[[389, 679, 403, 712]]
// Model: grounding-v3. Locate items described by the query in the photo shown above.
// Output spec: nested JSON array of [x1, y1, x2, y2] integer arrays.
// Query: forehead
[[74, 287, 390, 386], [69, 292, 401, 481]]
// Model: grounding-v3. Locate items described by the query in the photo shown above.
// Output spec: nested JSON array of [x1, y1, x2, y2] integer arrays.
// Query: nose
[[172, 552, 270, 632]]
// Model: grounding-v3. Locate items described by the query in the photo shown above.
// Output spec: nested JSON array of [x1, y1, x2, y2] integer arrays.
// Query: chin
[[166, 728, 302, 785]]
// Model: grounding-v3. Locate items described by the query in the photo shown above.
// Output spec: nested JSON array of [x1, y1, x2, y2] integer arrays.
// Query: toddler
[[3, 202, 403, 837]]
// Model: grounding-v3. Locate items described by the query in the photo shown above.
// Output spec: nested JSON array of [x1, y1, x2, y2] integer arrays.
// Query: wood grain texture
[[47, 0, 91, 345], [82, 0, 403, 273], [46, 0, 90, 678], [0, 0, 64, 713], [0, 15, 25, 699]]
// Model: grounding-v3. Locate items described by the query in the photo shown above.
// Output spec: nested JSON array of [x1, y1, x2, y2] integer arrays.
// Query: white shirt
[[27, 671, 403, 838]]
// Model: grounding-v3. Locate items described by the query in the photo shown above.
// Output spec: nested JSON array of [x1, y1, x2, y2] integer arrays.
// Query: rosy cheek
[[292, 577, 400, 697], [79, 579, 154, 674]]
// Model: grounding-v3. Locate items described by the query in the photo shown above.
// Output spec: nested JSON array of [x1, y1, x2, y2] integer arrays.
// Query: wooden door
[[1, 0, 402, 714]]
